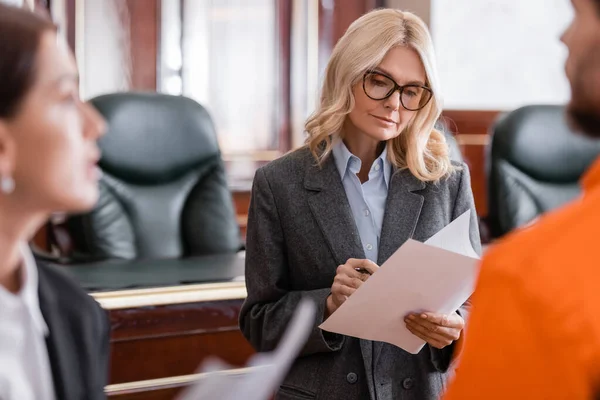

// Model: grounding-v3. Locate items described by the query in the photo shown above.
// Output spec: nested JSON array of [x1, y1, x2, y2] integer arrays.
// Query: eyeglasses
[[362, 70, 433, 111]]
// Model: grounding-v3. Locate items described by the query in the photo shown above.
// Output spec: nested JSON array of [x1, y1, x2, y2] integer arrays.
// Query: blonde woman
[[240, 9, 481, 400]]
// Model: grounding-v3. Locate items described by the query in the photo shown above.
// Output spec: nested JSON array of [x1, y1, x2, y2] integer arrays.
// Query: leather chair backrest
[[67, 93, 241, 261], [487, 104, 600, 238]]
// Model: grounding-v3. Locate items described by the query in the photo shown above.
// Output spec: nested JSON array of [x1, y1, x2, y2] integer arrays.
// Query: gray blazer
[[239, 146, 481, 400]]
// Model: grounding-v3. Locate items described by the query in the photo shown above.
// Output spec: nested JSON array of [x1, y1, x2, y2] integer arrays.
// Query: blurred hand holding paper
[[177, 299, 316, 400], [319, 210, 479, 354]]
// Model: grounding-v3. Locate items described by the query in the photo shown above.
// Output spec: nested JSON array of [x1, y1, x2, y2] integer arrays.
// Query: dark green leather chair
[[65, 92, 241, 261], [487, 105, 600, 238]]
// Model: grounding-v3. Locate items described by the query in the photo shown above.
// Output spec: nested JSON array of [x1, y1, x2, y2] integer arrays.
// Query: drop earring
[[0, 174, 15, 194]]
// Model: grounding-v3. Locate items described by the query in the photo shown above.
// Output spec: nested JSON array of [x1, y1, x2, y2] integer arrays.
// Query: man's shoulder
[[484, 191, 600, 277]]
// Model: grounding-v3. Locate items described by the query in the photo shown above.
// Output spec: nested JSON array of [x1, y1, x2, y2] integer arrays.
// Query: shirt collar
[[332, 139, 392, 187], [332, 138, 355, 178], [582, 156, 600, 193], [378, 145, 392, 188]]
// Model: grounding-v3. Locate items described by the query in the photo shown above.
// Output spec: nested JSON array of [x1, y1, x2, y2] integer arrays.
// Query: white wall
[[181, 0, 277, 155], [387, 0, 573, 110], [81, 0, 131, 100]]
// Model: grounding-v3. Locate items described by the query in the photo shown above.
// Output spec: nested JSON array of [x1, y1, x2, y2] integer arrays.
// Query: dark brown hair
[[0, 4, 56, 118]]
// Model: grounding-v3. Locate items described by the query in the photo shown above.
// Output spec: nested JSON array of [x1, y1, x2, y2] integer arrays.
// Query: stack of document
[[320, 210, 480, 354]]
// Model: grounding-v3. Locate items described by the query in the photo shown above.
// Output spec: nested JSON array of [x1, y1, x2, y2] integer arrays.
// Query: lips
[[371, 114, 398, 124], [89, 148, 101, 165], [87, 149, 102, 180]]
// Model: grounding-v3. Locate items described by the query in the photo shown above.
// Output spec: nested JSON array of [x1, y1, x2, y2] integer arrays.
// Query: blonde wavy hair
[[305, 9, 454, 182]]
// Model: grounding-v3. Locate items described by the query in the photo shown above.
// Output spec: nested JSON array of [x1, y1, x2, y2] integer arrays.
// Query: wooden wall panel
[[442, 110, 501, 136], [111, 331, 250, 383], [442, 110, 502, 217], [108, 299, 254, 385], [460, 143, 488, 216], [277, 0, 293, 153], [318, 0, 379, 72], [232, 190, 251, 238], [125, 0, 160, 91]]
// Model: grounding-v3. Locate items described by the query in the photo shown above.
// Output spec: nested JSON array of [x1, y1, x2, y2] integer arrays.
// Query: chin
[[364, 127, 401, 142], [63, 188, 99, 213]]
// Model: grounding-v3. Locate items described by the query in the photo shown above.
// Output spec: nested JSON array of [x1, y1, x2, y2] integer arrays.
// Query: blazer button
[[402, 378, 415, 390], [346, 372, 358, 384]]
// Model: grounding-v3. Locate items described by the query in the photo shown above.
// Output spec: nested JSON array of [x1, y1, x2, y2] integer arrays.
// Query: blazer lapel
[[304, 155, 377, 396], [374, 168, 425, 365], [38, 264, 82, 400], [378, 168, 426, 265], [304, 155, 366, 266]]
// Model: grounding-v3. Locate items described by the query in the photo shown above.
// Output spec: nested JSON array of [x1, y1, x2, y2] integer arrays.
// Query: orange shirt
[[445, 157, 600, 400]]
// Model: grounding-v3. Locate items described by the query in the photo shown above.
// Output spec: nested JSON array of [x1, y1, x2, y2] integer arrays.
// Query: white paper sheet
[[319, 210, 479, 354], [177, 299, 316, 400], [424, 209, 480, 259]]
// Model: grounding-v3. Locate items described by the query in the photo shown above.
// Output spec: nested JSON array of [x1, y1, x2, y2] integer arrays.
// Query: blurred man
[[444, 0, 600, 398]]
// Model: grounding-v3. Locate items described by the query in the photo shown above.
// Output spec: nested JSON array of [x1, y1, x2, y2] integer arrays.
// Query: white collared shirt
[[332, 139, 392, 263], [0, 244, 56, 400]]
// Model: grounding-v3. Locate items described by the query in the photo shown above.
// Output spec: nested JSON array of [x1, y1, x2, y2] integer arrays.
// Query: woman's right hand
[[325, 258, 379, 318]]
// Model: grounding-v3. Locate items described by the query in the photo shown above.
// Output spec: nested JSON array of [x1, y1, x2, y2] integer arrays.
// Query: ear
[[0, 121, 16, 177]]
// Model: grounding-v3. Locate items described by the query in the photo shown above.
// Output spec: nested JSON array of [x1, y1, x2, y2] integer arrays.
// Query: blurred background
[[40, 0, 572, 219], [18, 1, 584, 398]]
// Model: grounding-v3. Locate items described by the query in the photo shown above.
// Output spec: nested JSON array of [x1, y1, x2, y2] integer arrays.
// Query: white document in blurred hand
[[0, 0, 23, 6], [177, 299, 316, 400]]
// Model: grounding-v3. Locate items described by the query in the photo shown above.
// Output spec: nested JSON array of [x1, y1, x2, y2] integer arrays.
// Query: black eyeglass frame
[[362, 70, 433, 111]]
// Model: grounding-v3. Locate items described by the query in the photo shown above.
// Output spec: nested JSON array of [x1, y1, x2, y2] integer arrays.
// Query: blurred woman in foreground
[[0, 4, 109, 399]]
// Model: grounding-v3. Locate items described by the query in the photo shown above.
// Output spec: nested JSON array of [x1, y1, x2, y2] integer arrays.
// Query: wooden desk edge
[[105, 366, 264, 395], [90, 281, 248, 310]]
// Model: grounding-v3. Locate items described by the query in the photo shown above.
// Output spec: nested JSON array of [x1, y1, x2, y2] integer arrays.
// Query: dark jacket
[[38, 260, 110, 400], [240, 147, 481, 400]]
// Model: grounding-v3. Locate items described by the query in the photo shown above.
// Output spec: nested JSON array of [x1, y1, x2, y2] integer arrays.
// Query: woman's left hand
[[404, 311, 464, 349]]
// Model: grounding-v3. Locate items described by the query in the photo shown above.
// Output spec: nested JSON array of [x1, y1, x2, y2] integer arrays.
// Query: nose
[[560, 19, 573, 46], [81, 101, 106, 140], [560, 29, 567, 46], [383, 89, 401, 110]]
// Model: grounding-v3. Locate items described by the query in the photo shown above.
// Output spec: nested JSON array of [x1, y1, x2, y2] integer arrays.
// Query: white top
[[332, 140, 392, 264], [0, 244, 56, 400]]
